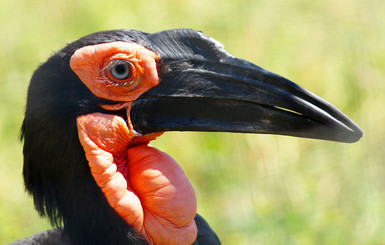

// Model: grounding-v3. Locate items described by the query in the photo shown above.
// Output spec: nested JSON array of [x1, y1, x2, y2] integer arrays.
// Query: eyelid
[[101, 59, 132, 73]]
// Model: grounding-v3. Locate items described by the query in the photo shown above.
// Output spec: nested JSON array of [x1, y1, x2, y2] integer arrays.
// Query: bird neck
[[22, 119, 146, 245]]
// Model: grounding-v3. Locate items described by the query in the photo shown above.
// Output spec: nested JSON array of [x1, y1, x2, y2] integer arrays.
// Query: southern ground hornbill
[[14, 29, 362, 245]]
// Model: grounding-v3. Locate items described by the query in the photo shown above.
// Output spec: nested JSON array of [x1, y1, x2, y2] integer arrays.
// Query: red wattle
[[76, 113, 197, 245]]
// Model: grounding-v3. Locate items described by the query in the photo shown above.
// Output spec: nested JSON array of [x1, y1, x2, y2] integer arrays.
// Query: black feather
[[22, 30, 150, 245], [22, 29, 221, 245]]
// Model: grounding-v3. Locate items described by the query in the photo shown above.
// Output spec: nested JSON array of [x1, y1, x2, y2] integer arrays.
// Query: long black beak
[[130, 29, 362, 143]]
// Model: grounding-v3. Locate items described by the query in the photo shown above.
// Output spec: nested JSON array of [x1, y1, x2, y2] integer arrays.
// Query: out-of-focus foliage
[[1, 0, 383, 244]]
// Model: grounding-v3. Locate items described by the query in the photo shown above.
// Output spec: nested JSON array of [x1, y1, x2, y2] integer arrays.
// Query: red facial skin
[[71, 42, 198, 245]]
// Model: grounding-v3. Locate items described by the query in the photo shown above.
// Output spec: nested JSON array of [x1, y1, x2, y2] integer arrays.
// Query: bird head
[[22, 29, 362, 245]]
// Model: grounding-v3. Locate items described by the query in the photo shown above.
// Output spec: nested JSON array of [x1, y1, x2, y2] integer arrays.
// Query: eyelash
[[103, 59, 134, 82], [101, 59, 143, 90]]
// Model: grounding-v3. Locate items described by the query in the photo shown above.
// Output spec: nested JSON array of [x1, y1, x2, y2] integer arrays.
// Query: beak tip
[[335, 124, 363, 143], [348, 128, 363, 143]]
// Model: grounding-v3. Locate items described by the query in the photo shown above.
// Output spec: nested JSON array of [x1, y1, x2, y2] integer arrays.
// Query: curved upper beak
[[130, 29, 362, 143]]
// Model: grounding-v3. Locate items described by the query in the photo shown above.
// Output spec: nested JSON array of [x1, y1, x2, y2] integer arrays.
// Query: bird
[[14, 29, 362, 245]]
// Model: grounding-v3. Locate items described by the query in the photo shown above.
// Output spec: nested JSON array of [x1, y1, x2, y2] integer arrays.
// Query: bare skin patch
[[70, 42, 160, 102], [77, 113, 197, 245]]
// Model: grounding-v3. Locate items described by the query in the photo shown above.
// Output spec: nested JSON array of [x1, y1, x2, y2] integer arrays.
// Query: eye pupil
[[109, 60, 132, 80], [115, 64, 127, 74]]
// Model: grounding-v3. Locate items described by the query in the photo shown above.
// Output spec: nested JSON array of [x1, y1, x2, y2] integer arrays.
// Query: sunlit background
[[1, 0, 384, 244]]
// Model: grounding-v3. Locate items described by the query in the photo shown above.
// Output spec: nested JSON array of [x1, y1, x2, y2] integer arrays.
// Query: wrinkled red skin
[[72, 42, 198, 244], [77, 114, 197, 245]]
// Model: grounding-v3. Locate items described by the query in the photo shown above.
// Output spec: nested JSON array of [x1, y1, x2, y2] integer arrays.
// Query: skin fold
[[77, 113, 197, 245]]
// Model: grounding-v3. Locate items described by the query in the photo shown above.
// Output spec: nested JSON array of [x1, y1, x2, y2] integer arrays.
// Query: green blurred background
[[0, 0, 384, 244]]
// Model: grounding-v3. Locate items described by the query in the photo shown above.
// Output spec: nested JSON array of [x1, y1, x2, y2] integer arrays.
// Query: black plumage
[[21, 30, 220, 245]]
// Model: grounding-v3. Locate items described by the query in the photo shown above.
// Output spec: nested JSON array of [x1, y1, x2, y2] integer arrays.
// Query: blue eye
[[109, 60, 132, 80]]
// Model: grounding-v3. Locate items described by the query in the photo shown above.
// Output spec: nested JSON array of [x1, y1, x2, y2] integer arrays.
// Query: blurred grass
[[0, 0, 384, 244]]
